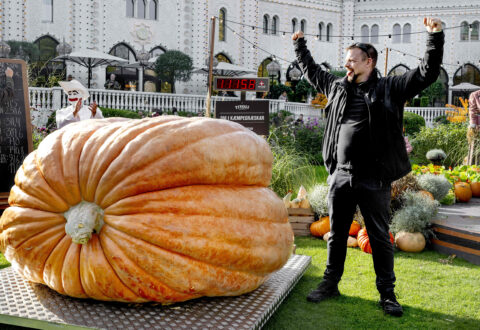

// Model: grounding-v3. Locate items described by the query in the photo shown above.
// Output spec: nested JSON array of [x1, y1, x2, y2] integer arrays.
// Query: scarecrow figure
[[56, 79, 103, 129]]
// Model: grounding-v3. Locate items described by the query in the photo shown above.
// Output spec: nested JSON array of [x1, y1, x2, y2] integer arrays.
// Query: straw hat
[[59, 79, 90, 100]]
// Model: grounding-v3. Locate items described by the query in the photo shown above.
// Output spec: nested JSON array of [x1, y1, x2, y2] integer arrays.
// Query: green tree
[[154, 50, 193, 93], [6, 40, 40, 62], [421, 80, 445, 106]]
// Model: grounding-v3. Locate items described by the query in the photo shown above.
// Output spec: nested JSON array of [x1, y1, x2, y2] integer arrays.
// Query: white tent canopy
[[450, 82, 480, 91], [193, 62, 256, 77], [52, 49, 128, 88]]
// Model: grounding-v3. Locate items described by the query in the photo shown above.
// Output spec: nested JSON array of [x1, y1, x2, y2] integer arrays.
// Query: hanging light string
[[388, 47, 470, 68], [225, 24, 291, 64], [220, 16, 465, 39], [225, 22, 471, 71]]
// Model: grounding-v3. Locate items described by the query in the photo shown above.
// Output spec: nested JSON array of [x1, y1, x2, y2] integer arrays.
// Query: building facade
[[1, 0, 479, 103]]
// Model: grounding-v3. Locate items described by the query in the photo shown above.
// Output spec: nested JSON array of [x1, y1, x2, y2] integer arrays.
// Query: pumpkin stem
[[64, 201, 104, 244]]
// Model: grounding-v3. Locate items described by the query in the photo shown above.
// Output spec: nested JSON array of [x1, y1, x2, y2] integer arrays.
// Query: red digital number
[[218, 79, 224, 89], [240, 79, 247, 89], [248, 80, 255, 90], [227, 79, 232, 89]]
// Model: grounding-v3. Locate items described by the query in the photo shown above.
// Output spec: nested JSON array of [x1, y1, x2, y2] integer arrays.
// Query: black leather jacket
[[294, 32, 444, 182]]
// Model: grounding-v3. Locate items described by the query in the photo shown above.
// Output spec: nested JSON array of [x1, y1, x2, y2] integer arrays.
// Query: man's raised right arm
[[293, 31, 337, 96]]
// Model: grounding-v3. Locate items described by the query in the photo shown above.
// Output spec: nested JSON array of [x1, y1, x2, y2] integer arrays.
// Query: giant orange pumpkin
[[0, 116, 294, 303], [357, 228, 394, 254]]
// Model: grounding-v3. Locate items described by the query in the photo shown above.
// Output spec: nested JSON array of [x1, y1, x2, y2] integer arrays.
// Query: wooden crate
[[287, 208, 315, 236]]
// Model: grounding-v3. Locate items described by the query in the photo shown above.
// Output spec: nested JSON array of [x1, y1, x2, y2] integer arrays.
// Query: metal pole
[[384, 47, 389, 77], [205, 16, 216, 117]]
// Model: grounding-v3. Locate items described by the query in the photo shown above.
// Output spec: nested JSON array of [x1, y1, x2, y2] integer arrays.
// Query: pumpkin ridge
[[80, 234, 143, 302], [5, 225, 65, 283], [96, 128, 271, 207], [102, 218, 287, 275], [102, 225, 267, 295], [14, 152, 69, 212], [100, 231, 198, 302], [79, 119, 169, 201]]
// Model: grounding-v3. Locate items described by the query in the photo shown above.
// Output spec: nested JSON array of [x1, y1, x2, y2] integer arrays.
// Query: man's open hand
[[292, 31, 304, 41], [424, 17, 442, 33]]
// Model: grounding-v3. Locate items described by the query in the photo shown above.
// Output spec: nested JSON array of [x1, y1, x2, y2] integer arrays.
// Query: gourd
[[395, 232, 426, 252], [0, 117, 294, 303], [310, 216, 330, 237], [357, 228, 394, 254], [454, 182, 472, 203], [418, 190, 434, 200], [349, 221, 361, 236]]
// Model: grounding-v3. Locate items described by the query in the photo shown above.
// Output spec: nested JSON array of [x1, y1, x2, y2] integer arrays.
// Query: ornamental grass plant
[[416, 173, 452, 201], [389, 190, 439, 239], [269, 144, 317, 198]]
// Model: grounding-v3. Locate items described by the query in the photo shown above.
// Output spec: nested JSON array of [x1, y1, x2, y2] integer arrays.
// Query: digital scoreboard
[[213, 77, 269, 92]]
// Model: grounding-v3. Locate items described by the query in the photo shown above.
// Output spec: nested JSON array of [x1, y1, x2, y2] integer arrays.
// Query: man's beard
[[348, 73, 359, 83]]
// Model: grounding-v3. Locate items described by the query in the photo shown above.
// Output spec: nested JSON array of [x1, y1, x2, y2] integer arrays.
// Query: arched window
[[272, 16, 278, 35], [370, 24, 379, 44], [42, 0, 53, 22], [126, 0, 134, 17], [403, 23, 411, 43], [461, 21, 469, 41], [263, 15, 270, 34], [215, 53, 232, 64], [435, 68, 449, 106], [301, 19, 306, 33], [392, 24, 401, 43], [388, 64, 410, 77], [292, 18, 297, 33], [327, 23, 332, 42], [32, 36, 64, 83], [472, 21, 479, 41], [361, 25, 369, 43], [149, 0, 157, 20], [454, 63, 480, 85], [137, 0, 146, 19], [318, 22, 324, 41], [108, 43, 138, 90], [219, 8, 226, 41]]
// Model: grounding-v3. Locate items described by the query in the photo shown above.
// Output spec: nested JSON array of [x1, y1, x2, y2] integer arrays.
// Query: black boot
[[379, 291, 403, 317], [306, 280, 340, 303]]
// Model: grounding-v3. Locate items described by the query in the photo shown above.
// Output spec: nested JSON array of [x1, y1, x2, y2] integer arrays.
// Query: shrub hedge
[[403, 111, 425, 136]]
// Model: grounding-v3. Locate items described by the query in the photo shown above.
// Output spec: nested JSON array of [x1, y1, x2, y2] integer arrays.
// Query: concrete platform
[[0, 254, 311, 330], [431, 197, 480, 265]]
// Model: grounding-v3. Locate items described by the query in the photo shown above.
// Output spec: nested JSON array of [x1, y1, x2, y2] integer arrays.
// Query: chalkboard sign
[[0, 59, 32, 198]]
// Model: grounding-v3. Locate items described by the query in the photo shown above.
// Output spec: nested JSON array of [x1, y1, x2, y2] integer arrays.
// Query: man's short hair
[[346, 43, 378, 67]]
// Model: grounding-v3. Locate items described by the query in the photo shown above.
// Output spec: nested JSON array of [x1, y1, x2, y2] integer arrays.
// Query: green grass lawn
[[264, 237, 480, 329], [0, 252, 10, 269]]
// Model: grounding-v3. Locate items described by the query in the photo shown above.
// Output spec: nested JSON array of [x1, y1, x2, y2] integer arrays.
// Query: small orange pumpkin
[[357, 228, 394, 254], [310, 216, 330, 237], [418, 190, 434, 200], [349, 221, 361, 236], [470, 182, 480, 197], [454, 182, 472, 202]]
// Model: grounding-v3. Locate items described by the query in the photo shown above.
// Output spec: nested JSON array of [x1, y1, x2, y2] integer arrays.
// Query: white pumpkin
[[347, 236, 358, 248]]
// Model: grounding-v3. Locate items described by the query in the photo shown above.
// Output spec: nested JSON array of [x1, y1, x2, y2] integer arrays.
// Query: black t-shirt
[[336, 84, 374, 172]]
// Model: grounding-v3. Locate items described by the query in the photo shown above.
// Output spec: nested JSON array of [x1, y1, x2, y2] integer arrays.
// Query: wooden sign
[[0, 59, 32, 199], [215, 100, 269, 136]]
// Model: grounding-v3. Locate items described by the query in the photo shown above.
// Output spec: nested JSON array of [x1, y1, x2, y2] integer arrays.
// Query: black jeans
[[323, 168, 396, 294]]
